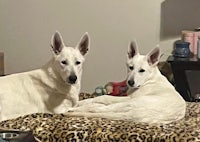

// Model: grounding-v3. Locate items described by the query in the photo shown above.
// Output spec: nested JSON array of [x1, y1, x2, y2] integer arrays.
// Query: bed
[[0, 92, 200, 142], [0, 62, 200, 142]]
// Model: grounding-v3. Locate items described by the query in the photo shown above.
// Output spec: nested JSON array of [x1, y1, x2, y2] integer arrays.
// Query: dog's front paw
[[67, 109, 74, 112], [67, 107, 78, 112]]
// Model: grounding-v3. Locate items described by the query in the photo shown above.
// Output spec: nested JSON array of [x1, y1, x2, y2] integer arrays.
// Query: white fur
[[67, 41, 186, 124], [0, 31, 90, 121]]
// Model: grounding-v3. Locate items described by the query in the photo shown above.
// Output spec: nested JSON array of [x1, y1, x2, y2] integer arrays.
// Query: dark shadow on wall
[[160, 0, 200, 40]]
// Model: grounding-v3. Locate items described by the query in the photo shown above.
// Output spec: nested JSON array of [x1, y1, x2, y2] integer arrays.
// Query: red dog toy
[[105, 80, 128, 96]]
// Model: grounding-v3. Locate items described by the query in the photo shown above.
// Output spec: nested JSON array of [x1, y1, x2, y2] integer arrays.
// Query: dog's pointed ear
[[51, 31, 65, 55], [147, 45, 161, 66], [77, 32, 90, 56], [127, 40, 139, 59]]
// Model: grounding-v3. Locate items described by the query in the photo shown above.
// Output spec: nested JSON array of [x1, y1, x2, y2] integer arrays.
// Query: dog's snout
[[68, 75, 77, 84], [128, 80, 135, 87]]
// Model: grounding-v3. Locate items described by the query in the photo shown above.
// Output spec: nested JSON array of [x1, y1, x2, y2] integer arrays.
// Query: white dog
[[0, 31, 90, 121], [67, 41, 186, 124]]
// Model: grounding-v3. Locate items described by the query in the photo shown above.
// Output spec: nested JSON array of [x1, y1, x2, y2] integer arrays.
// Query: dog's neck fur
[[44, 58, 80, 90], [50, 58, 80, 90], [127, 66, 172, 97], [29, 58, 80, 106]]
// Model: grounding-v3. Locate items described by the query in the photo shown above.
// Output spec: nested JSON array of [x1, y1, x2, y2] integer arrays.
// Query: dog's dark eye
[[139, 69, 145, 73], [129, 66, 134, 70], [61, 61, 67, 65], [76, 61, 81, 65]]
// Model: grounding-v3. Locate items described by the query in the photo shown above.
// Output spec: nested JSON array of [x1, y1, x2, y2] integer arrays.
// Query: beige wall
[[0, 0, 199, 93]]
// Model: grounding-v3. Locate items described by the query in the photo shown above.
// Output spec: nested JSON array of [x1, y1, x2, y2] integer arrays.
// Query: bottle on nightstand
[[197, 36, 200, 59]]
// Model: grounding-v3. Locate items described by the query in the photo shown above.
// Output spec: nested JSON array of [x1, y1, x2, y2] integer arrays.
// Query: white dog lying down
[[0, 31, 90, 121], [67, 41, 186, 124]]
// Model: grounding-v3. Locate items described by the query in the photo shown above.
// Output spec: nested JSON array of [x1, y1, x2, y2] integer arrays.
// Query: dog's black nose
[[68, 75, 77, 84], [128, 80, 135, 87]]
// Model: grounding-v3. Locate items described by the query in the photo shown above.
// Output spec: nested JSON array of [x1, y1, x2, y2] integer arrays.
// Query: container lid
[[175, 40, 190, 48], [182, 30, 194, 36]]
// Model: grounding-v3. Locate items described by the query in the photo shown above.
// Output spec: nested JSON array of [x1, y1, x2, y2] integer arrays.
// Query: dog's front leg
[[78, 95, 130, 106], [91, 95, 130, 105], [53, 98, 77, 113], [68, 103, 108, 112], [68, 100, 133, 113]]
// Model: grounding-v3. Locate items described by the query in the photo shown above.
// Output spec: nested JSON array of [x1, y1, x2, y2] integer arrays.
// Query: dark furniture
[[167, 55, 200, 102], [0, 129, 36, 142]]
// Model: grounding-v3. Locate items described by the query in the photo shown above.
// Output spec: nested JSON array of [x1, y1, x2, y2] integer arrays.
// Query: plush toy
[[95, 86, 107, 96], [95, 80, 128, 96]]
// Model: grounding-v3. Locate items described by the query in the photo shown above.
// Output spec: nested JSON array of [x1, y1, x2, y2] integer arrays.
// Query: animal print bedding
[[0, 93, 199, 142]]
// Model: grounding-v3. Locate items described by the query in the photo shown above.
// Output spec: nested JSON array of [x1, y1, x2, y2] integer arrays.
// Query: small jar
[[174, 40, 190, 58], [182, 31, 194, 54]]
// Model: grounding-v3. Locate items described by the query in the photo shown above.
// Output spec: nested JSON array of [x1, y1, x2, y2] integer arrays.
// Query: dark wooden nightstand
[[167, 55, 200, 102]]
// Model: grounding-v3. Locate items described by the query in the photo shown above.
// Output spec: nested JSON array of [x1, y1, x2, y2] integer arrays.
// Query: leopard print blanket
[[0, 93, 200, 142]]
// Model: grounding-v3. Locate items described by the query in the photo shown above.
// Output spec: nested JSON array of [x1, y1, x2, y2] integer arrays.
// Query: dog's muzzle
[[127, 79, 135, 87], [68, 75, 77, 84]]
